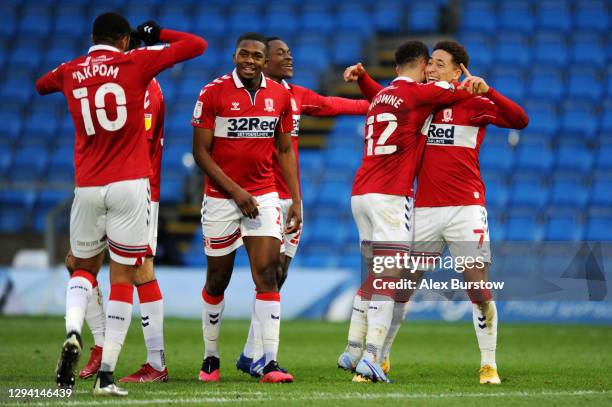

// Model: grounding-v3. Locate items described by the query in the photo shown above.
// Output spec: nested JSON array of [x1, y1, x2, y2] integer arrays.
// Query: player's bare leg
[[199, 252, 235, 382], [120, 257, 168, 383], [65, 250, 106, 380], [93, 261, 136, 396], [56, 254, 102, 388], [243, 236, 293, 383], [463, 262, 500, 384]]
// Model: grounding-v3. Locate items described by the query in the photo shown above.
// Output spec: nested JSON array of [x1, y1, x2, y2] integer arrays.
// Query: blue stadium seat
[[495, 33, 531, 69], [0, 109, 23, 143], [514, 145, 553, 172], [491, 67, 525, 101], [300, 10, 334, 34], [561, 102, 598, 137], [316, 178, 351, 209], [32, 189, 72, 231], [484, 179, 508, 209], [1, 76, 34, 104], [575, 0, 609, 33], [373, 1, 401, 32], [533, 32, 568, 65], [595, 145, 612, 170], [585, 215, 612, 240], [18, 5, 52, 36], [228, 12, 264, 34], [0, 2, 17, 36], [461, 1, 497, 33], [480, 144, 513, 172], [293, 45, 329, 71], [9, 147, 49, 183], [509, 179, 548, 208], [567, 67, 603, 102], [527, 68, 564, 100], [523, 101, 558, 136], [590, 179, 612, 207], [159, 175, 185, 203], [459, 33, 493, 72], [505, 213, 543, 241], [0, 190, 35, 232], [407, 3, 438, 32], [555, 144, 594, 174], [309, 217, 347, 246], [550, 177, 589, 209], [193, 10, 227, 37], [53, 6, 87, 36], [571, 33, 606, 69], [263, 10, 298, 38], [499, 1, 535, 32], [338, 7, 373, 37], [545, 214, 583, 241], [536, 1, 572, 32]]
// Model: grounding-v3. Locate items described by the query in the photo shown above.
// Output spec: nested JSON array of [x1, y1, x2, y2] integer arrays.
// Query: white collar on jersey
[[281, 79, 291, 90], [88, 44, 121, 54], [392, 76, 416, 84], [232, 68, 267, 89]]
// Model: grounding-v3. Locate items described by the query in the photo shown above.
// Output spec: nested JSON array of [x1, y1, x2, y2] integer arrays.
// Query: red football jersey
[[352, 77, 474, 197], [272, 80, 370, 199], [191, 70, 293, 199], [145, 78, 165, 202], [35, 30, 206, 187], [416, 89, 528, 207]]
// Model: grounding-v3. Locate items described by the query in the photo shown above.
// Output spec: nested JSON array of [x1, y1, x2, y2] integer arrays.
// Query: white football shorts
[[201, 192, 282, 257]]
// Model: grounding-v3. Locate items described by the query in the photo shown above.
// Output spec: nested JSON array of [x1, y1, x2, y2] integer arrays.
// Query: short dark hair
[[433, 40, 469, 68], [235, 32, 267, 52], [92, 12, 130, 45], [394, 40, 430, 67]]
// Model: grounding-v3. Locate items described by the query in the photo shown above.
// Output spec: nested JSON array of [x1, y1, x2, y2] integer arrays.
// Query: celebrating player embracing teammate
[[340, 40, 528, 384], [36, 13, 206, 395], [236, 36, 370, 377]]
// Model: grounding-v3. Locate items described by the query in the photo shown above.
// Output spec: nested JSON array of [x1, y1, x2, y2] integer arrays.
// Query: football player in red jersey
[[70, 33, 169, 385], [191, 33, 300, 383], [336, 40, 479, 383], [36, 13, 206, 395], [341, 41, 528, 384], [235, 36, 370, 376]]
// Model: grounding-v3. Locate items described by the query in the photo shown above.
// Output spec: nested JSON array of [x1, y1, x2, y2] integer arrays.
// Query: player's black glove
[[136, 20, 161, 46]]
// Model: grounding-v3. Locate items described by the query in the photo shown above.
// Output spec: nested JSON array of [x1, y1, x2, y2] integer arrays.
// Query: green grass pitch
[[0, 316, 611, 406]]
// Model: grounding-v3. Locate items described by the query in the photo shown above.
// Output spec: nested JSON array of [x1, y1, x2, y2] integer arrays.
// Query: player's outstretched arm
[[276, 130, 302, 234], [192, 127, 259, 218], [459, 64, 529, 129], [299, 86, 369, 117]]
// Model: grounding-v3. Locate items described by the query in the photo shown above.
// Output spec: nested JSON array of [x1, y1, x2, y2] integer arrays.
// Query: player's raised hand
[[232, 188, 259, 219], [284, 202, 302, 234], [343, 62, 366, 82], [136, 20, 161, 46], [458, 63, 489, 95]]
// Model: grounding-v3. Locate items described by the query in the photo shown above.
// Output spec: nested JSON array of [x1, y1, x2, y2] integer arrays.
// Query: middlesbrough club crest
[[441, 108, 453, 123], [264, 98, 275, 112]]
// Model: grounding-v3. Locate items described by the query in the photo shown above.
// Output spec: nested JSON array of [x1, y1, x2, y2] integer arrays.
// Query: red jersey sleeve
[[191, 85, 218, 129], [297, 86, 369, 116], [35, 64, 64, 95], [131, 29, 207, 83], [357, 72, 384, 101], [277, 90, 294, 134], [414, 81, 474, 107], [469, 87, 529, 129]]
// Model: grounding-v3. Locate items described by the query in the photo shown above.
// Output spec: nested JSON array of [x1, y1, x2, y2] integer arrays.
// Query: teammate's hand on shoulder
[[284, 202, 302, 234], [136, 20, 162, 46], [232, 188, 259, 219], [343, 62, 366, 82]]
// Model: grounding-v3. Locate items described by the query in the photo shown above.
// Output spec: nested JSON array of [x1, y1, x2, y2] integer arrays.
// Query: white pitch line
[[3, 389, 611, 406]]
